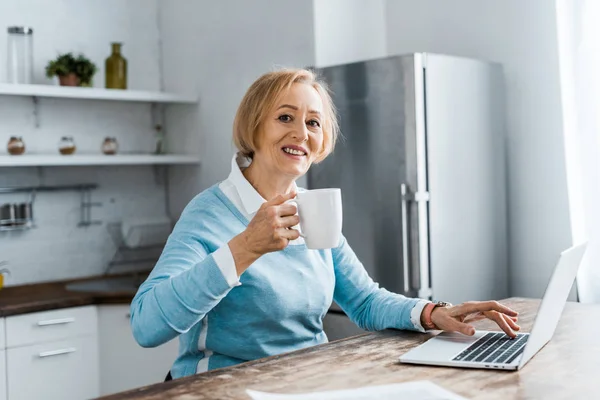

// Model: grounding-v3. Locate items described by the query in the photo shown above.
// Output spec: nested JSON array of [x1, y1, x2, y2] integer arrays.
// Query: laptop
[[399, 243, 587, 371]]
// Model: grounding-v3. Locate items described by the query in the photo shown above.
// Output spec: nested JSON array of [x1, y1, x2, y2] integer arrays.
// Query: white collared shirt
[[213, 153, 428, 331]]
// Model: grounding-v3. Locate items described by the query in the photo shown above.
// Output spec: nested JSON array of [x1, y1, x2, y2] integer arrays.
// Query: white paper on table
[[246, 380, 468, 400]]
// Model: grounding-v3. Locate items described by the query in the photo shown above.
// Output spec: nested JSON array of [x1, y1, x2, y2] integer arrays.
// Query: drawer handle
[[37, 317, 75, 326], [38, 347, 77, 358]]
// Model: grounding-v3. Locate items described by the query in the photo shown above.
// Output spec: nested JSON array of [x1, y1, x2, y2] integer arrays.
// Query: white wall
[[0, 0, 166, 285], [159, 0, 317, 216], [313, 0, 387, 67], [386, 0, 573, 298]]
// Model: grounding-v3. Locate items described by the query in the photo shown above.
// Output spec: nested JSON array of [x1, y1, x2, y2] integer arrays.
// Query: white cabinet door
[[5, 306, 97, 348], [98, 305, 179, 396], [6, 337, 99, 400], [0, 350, 6, 400]]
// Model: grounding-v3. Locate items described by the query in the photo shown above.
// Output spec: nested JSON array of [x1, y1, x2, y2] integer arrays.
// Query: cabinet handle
[[400, 183, 411, 294], [37, 317, 75, 326], [38, 347, 77, 358]]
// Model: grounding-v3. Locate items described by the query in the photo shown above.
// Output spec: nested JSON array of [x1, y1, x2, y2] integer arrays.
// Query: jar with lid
[[102, 137, 118, 155], [7, 136, 25, 155], [58, 136, 76, 155], [7, 26, 34, 84]]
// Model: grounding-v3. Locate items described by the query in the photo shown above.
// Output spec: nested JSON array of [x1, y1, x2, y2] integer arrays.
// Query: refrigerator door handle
[[400, 183, 411, 293]]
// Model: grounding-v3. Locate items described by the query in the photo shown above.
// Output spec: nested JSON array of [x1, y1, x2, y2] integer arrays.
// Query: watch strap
[[422, 301, 452, 330]]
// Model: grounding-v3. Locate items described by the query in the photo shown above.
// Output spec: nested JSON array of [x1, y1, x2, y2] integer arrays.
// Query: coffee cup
[[290, 188, 343, 249]]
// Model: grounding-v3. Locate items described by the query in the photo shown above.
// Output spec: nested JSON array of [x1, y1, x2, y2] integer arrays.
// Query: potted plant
[[45, 52, 97, 87]]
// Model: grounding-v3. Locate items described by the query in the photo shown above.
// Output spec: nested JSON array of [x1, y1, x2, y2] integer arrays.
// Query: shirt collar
[[227, 152, 298, 215]]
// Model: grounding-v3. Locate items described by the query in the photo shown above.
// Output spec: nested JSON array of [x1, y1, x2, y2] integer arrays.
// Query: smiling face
[[253, 83, 324, 179]]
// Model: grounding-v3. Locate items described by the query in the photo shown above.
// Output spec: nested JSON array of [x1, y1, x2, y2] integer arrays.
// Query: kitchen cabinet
[[0, 350, 6, 400], [6, 337, 98, 400], [5, 305, 97, 348], [98, 305, 179, 396], [4, 306, 99, 400]]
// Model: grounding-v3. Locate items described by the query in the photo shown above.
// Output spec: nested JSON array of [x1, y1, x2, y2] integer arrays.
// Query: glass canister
[[7, 26, 34, 84], [7, 136, 25, 155], [58, 136, 76, 155], [102, 137, 118, 155], [105, 43, 127, 89]]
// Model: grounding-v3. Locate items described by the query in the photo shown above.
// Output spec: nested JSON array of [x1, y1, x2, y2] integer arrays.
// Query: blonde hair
[[233, 68, 339, 163]]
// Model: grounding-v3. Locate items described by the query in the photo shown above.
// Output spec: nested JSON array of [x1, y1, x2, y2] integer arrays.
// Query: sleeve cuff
[[212, 245, 242, 287], [410, 300, 432, 332]]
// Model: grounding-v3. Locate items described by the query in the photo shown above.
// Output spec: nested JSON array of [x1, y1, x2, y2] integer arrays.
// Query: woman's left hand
[[430, 301, 521, 338]]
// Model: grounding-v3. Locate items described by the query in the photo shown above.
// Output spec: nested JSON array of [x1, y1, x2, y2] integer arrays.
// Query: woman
[[130, 68, 519, 379]]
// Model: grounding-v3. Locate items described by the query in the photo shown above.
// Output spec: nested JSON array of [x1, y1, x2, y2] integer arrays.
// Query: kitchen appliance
[[310, 54, 508, 339]]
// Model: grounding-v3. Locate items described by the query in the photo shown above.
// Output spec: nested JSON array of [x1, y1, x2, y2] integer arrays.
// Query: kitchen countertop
[[96, 298, 600, 400], [0, 272, 146, 317]]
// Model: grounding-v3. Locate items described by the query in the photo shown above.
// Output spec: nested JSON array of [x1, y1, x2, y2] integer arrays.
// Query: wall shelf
[[0, 154, 201, 167], [0, 183, 100, 228], [0, 83, 197, 104]]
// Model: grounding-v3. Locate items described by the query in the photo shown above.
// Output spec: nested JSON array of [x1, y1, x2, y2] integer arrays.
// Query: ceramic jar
[[58, 136, 76, 155], [7, 136, 25, 155], [102, 137, 118, 155]]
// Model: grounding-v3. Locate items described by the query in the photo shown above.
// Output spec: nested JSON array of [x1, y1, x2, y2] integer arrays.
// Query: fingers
[[454, 301, 518, 318], [271, 228, 300, 250], [483, 311, 517, 338], [452, 321, 476, 336], [462, 312, 486, 324], [267, 191, 297, 206], [278, 203, 298, 217], [279, 215, 300, 228], [502, 313, 521, 332], [279, 228, 300, 241]]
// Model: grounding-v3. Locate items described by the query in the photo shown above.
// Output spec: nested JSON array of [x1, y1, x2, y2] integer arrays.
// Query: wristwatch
[[422, 301, 452, 330]]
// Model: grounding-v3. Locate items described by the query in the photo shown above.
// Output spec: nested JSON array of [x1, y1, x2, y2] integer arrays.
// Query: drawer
[[0, 350, 6, 400], [6, 306, 97, 348], [0, 318, 5, 350], [7, 337, 99, 400]]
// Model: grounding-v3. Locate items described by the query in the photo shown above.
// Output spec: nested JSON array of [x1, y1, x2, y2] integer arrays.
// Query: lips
[[282, 145, 307, 156]]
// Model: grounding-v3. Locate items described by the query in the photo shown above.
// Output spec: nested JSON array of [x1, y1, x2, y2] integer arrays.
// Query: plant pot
[[59, 73, 80, 87]]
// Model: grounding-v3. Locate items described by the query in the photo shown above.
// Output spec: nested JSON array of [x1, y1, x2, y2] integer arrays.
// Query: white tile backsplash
[[0, 166, 169, 285], [0, 0, 171, 286]]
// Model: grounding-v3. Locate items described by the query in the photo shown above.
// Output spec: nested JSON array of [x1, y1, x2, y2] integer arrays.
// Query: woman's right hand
[[228, 191, 300, 275]]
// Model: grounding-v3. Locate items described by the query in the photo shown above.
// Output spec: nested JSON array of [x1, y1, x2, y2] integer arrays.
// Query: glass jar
[[102, 137, 118, 155], [105, 43, 127, 89], [58, 136, 76, 155], [7, 26, 34, 84], [7, 136, 25, 155]]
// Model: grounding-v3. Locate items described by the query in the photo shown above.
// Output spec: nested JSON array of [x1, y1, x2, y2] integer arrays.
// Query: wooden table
[[100, 297, 600, 400]]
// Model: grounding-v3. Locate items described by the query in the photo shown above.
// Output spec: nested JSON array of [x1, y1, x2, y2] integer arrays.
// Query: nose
[[291, 120, 309, 142]]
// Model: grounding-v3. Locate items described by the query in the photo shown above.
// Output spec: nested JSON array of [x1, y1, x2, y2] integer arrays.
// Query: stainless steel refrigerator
[[310, 53, 509, 340]]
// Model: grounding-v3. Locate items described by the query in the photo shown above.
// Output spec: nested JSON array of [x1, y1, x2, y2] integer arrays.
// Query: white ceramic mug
[[292, 188, 343, 249]]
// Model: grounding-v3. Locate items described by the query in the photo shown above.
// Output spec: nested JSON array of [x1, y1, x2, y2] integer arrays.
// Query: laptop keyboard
[[452, 332, 529, 364]]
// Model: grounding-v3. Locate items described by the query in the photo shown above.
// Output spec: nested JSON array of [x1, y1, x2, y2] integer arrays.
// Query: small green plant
[[45, 52, 97, 86]]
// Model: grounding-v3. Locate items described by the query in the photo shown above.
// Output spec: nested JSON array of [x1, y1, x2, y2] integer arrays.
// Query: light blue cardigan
[[130, 184, 421, 378]]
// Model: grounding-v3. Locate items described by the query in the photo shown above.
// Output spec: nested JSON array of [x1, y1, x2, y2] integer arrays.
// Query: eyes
[[277, 114, 321, 128]]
